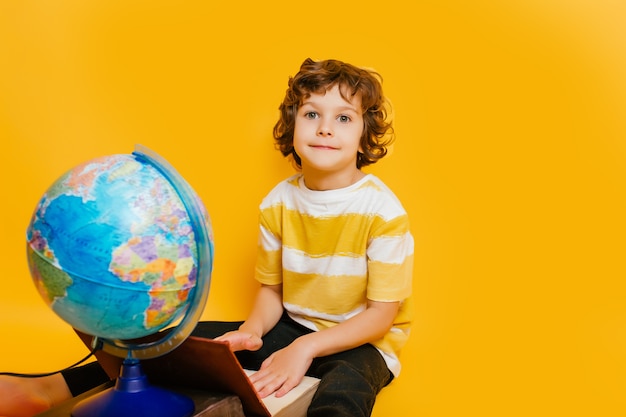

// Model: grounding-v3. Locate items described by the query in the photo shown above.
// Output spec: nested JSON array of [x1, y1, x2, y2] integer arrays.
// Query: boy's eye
[[338, 115, 351, 123]]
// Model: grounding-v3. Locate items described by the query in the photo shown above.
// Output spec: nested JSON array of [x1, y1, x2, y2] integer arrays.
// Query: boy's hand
[[215, 330, 263, 352], [248, 338, 314, 399]]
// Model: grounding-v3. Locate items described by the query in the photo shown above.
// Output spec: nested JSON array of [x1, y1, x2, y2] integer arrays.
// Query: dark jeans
[[64, 313, 393, 417], [193, 313, 394, 417]]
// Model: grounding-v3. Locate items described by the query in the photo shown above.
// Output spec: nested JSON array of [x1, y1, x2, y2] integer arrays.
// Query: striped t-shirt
[[255, 173, 414, 376]]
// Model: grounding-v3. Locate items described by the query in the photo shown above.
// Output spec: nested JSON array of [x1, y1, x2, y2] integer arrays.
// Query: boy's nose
[[317, 121, 333, 137]]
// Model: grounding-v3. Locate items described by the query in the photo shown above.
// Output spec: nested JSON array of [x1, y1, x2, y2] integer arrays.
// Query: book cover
[[75, 330, 319, 417]]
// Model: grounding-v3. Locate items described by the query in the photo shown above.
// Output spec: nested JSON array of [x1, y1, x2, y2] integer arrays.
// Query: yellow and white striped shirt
[[255, 174, 414, 376]]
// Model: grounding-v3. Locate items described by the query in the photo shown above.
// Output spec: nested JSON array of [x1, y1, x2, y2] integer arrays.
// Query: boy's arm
[[295, 299, 399, 358], [239, 283, 284, 338], [215, 283, 283, 351]]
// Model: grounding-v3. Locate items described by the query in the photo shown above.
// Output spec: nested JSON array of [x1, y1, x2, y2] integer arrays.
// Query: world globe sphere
[[26, 147, 213, 344]]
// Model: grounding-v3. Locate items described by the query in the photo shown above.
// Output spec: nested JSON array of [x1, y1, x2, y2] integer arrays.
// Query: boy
[[1, 58, 413, 417]]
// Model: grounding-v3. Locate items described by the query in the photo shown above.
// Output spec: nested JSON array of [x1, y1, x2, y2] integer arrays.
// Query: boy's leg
[[306, 344, 394, 417], [62, 361, 111, 396], [194, 315, 394, 417]]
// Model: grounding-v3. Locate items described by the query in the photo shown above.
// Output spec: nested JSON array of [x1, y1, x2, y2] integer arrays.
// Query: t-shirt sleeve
[[254, 207, 283, 285]]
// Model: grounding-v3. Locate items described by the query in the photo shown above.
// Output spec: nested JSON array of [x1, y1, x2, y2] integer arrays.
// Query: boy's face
[[293, 84, 364, 189]]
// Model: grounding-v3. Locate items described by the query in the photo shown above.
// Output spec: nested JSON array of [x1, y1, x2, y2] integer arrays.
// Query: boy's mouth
[[310, 144, 338, 150]]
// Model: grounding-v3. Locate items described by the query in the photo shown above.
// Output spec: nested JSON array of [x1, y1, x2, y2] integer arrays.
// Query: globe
[[24, 145, 214, 416]]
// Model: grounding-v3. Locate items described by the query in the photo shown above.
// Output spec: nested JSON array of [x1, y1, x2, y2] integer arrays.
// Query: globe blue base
[[71, 359, 194, 417]]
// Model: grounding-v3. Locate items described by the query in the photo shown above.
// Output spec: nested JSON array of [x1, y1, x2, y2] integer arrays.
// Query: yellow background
[[1, 1, 625, 415]]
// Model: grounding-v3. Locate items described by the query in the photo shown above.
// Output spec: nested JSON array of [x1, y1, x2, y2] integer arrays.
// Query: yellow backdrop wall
[[1, 1, 625, 416]]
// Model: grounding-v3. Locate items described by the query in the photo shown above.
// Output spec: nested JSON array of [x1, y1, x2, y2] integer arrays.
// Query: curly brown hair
[[273, 58, 394, 169]]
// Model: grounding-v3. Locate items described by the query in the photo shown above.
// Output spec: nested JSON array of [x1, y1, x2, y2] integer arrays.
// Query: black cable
[[0, 341, 101, 378]]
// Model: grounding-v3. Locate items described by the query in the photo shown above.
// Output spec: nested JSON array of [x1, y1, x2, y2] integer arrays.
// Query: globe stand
[[71, 358, 194, 417]]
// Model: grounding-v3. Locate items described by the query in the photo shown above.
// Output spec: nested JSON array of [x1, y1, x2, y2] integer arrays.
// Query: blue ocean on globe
[[26, 153, 211, 340]]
